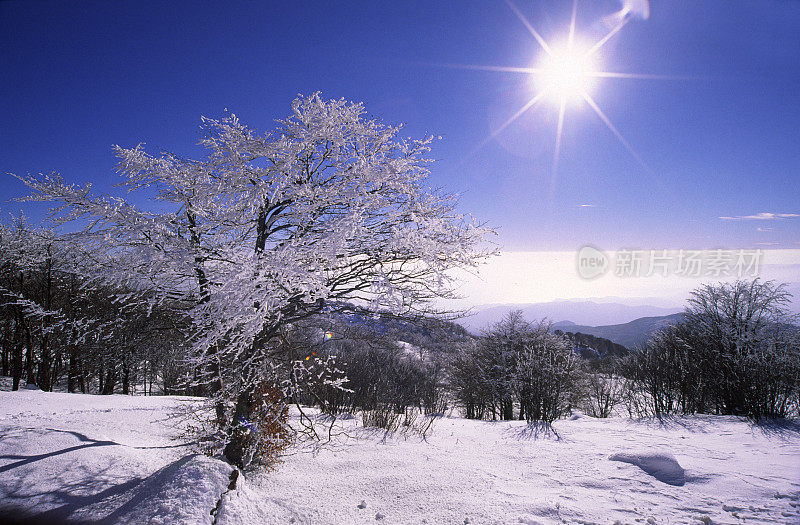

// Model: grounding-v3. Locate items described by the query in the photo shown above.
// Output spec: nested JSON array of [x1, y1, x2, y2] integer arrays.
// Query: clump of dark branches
[[620, 280, 799, 420]]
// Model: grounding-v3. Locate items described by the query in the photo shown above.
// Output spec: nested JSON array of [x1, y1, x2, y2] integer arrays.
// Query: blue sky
[[1, 0, 799, 304]]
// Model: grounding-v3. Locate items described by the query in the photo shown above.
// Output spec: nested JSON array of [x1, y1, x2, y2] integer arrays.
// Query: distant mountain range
[[551, 313, 685, 349], [458, 300, 682, 332], [456, 300, 685, 349]]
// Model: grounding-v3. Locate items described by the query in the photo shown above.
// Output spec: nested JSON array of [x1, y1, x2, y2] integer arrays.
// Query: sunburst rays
[[451, 0, 675, 190]]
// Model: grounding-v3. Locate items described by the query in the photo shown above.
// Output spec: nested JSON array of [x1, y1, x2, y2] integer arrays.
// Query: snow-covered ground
[[0, 386, 234, 524], [1, 387, 799, 524]]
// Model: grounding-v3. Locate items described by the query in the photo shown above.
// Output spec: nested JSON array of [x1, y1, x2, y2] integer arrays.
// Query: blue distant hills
[[457, 300, 686, 349]]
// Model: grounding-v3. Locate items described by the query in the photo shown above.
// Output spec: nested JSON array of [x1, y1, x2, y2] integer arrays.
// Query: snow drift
[[609, 451, 686, 486], [101, 454, 234, 524]]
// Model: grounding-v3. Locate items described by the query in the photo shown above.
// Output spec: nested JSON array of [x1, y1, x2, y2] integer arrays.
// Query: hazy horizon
[[446, 249, 800, 312]]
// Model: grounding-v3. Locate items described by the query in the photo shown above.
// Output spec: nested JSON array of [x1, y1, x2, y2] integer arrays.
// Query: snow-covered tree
[[513, 320, 578, 424], [16, 93, 492, 466]]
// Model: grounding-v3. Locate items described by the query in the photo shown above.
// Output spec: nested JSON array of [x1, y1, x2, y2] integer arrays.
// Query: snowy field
[[1, 387, 799, 524]]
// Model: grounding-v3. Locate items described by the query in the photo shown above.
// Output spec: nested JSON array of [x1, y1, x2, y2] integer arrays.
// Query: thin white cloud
[[756, 227, 773, 232], [577, 204, 595, 208], [719, 212, 799, 220]]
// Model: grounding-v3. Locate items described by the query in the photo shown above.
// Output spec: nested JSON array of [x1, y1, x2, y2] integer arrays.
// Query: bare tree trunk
[[23, 326, 35, 386], [224, 388, 255, 468], [122, 355, 130, 395], [142, 359, 147, 396], [11, 335, 23, 391], [37, 335, 51, 391], [36, 257, 54, 391], [78, 356, 86, 394], [102, 364, 117, 395], [16, 271, 37, 386], [1, 322, 9, 375], [68, 347, 78, 393], [502, 398, 514, 420]]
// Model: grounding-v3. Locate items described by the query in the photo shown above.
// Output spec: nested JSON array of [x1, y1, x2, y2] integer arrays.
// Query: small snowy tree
[[17, 93, 492, 467], [682, 279, 800, 418]]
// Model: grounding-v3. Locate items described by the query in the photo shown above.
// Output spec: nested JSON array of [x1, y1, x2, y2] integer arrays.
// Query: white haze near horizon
[[446, 249, 800, 312]]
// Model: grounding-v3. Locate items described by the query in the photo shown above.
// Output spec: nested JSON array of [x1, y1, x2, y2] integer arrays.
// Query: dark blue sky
[[2, 0, 799, 252]]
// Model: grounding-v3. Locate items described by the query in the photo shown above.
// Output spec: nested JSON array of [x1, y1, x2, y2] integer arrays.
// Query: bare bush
[[362, 404, 401, 432], [579, 361, 625, 418], [625, 280, 800, 420], [515, 328, 579, 423], [450, 311, 581, 424]]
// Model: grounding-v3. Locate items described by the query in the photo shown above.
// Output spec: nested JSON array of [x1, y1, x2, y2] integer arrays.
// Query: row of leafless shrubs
[[361, 404, 438, 436], [297, 319, 452, 419], [449, 280, 800, 423]]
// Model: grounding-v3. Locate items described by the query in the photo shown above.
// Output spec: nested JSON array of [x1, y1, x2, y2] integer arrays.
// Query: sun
[[537, 43, 597, 105], [452, 0, 665, 186]]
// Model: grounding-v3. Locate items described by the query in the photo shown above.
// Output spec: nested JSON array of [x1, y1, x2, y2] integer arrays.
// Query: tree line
[[0, 219, 192, 395], [447, 280, 799, 423], [621, 280, 800, 419]]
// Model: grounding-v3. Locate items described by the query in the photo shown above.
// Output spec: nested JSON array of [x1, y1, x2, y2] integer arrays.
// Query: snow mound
[[105, 454, 234, 524], [609, 451, 686, 486]]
